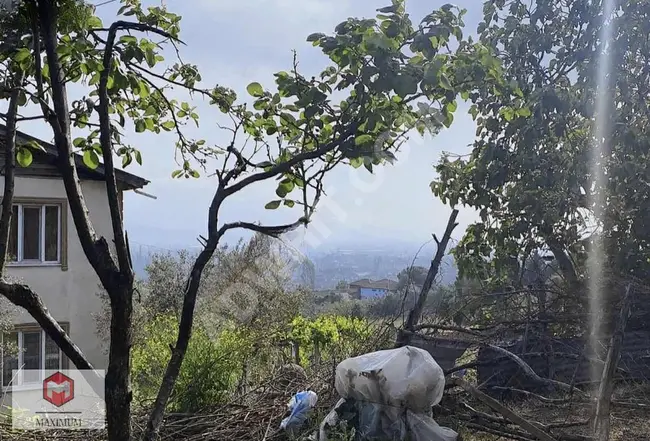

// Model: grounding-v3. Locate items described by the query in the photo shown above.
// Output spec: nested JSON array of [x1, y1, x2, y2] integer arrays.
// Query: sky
[[15, 0, 486, 255]]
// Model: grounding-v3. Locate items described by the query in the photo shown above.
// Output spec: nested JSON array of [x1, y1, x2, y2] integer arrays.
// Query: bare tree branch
[[451, 377, 558, 441], [223, 123, 359, 197], [34, 0, 118, 281], [221, 218, 309, 238], [396, 208, 459, 347], [98, 21, 136, 277], [0, 72, 22, 271], [0, 281, 96, 371]]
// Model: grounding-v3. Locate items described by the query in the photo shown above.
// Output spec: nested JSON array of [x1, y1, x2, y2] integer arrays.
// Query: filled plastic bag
[[280, 390, 318, 432], [322, 346, 457, 441]]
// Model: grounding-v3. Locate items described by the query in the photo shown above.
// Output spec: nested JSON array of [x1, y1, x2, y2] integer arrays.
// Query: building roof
[[349, 278, 398, 290], [0, 125, 149, 190]]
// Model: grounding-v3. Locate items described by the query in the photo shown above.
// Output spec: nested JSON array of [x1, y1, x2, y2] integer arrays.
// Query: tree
[[431, 0, 650, 339], [432, 0, 650, 289], [296, 257, 316, 290], [336, 280, 349, 290], [396, 265, 429, 290], [0, 1, 515, 439]]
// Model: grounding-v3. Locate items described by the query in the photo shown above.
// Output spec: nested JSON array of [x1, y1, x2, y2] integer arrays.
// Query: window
[[7, 203, 61, 264], [1, 327, 68, 388]]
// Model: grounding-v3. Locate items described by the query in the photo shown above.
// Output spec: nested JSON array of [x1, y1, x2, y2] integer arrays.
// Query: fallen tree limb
[[464, 422, 536, 441], [488, 386, 650, 410], [485, 344, 582, 395], [451, 378, 557, 441]]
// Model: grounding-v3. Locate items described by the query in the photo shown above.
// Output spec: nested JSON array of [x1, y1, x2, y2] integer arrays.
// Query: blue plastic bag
[[280, 390, 318, 432]]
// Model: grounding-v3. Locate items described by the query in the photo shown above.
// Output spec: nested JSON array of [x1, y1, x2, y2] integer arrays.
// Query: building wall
[[2, 176, 115, 370], [359, 287, 388, 299]]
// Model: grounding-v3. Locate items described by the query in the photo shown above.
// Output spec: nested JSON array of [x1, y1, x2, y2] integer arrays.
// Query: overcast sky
[[16, 0, 485, 254]]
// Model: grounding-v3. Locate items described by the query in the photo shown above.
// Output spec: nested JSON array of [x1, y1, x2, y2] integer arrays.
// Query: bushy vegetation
[[131, 315, 252, 412], [105, 234, 385, 413], [287, 315, 377, 366], [129, 313, 378, 413]]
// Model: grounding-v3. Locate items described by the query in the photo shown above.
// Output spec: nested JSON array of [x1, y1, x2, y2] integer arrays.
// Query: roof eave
[[0, 125, 150, 189]]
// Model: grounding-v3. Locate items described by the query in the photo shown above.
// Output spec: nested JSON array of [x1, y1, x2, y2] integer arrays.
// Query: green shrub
[[287, 315, 375, 365], [131, 315, 253, 412]]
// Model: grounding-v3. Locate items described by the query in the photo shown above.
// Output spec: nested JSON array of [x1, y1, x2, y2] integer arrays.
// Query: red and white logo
[[43, 372, 74, 407]]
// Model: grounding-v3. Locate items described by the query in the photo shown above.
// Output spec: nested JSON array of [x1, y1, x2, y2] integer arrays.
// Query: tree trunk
[[105, 283, 134, 441], [592, 284, 633, 441], [143, 227, 224, 441]]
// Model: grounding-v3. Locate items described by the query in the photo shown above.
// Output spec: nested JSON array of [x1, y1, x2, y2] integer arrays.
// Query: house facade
[[349, 278, 398, 299], [0, 127, 148, 393]]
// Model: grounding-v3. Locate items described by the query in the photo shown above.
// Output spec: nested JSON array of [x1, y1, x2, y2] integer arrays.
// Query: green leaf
[[364, 159, 373, 173], [247, 82, 264, 97], [284, 200, 295, 208], [517, 107, 532, 117], [501, 107, 515, 121], [135, 120, 146, 133], [73, 137, 86, 147], [265, 200, 282, 210], [83, 150, 100, 169], [439, 73, 452, 90], [16, 148, 33, 167], [25, 140, 45, 152], [355, 134, 373, 146], [276, 179, 295, 198], [162, 120, 175, 130], [135, 150, 143, 165], [87, 16, 103, 28], [171, 170, 182, 178], [17, 91, 27, 107], [393, 74, 418, 98], [307, 33, 325, 42], [377, 5, 397, 13], [13, 48, 31, 62], [119, 35, 138, 45], [145, 49, 156, 67], [443, 111, 454, 128], [350, 157, 363, 168]]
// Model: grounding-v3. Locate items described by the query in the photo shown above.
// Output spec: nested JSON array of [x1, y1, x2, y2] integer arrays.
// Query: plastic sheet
[[322, 346, 458, 441], [280, 390, 318, 432]]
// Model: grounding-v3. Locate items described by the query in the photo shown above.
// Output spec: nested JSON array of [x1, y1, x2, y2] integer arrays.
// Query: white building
[[0, 126, 148, 392]]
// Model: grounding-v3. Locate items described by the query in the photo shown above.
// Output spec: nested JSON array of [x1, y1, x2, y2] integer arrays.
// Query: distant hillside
[[301, 249, 457, 290], [128, 239, 459, 289]]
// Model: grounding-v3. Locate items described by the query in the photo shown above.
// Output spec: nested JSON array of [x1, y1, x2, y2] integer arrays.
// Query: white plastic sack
[[328, 346, 457, 441], [335, 345, 446, 413]]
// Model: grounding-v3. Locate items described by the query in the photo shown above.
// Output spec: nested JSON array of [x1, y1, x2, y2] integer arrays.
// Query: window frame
[[1, 324, 70, 391], [6, 198, 68, 270]]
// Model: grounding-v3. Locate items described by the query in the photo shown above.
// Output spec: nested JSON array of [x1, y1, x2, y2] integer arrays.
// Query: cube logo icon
[[43, 372, 74, 407]]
